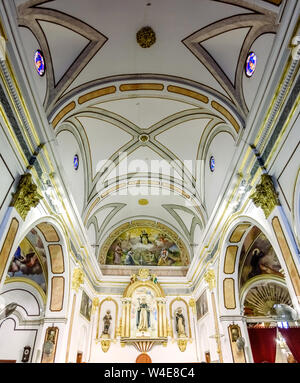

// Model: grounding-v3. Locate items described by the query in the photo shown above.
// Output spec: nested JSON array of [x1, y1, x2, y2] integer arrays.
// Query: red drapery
[[278, 328, 300, 362], [248, 328, 277, 363]]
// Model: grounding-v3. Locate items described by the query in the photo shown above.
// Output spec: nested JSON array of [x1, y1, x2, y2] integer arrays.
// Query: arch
[[292, 170, 300, 248], [218, 214, 298, 317], [3, 215, 70, 317]]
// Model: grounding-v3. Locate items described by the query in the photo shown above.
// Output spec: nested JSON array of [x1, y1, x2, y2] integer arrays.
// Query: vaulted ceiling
[[10, 0, 284, 273]]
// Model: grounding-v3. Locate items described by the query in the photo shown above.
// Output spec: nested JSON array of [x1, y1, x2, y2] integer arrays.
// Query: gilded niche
[[10, 173, 43, 220], [250, 174, 280, 218], [99, 220, 189, 266]]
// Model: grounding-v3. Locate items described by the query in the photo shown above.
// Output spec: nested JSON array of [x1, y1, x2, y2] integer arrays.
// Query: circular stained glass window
[[73, 154, 79, 170], [245, 52, 257, 77], [34, 50, 45, 76], [209, 156, 215, 172]]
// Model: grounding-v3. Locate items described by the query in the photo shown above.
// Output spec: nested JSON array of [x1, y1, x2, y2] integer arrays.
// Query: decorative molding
[[182, 13, 278, 119], [250, 174, 280, 218], [204, 268, 215, 291], [17, 1, 108, 113], [10, 173, 43, 220], [71, 267, 84, 292]]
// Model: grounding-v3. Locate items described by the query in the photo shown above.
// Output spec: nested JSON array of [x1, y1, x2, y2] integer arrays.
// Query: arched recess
[[218, 215, 299, 318], [2, 215, 70, 318]]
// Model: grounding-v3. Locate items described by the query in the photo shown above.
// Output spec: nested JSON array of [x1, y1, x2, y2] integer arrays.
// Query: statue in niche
[[175, 308, 186, 338], [136, 296, 151, 332], [102, 310, 112, 336]]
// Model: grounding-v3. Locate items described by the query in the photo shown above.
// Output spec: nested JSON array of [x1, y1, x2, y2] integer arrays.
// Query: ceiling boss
[[136, 26, 156, 48]]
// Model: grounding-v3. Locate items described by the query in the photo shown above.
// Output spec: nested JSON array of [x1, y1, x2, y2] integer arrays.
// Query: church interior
[[0, 0, 299, 364]]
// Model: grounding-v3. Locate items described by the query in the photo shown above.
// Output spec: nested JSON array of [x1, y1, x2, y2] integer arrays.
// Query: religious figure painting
[[130, 287, 157, 338], [196, 291, 208, 321], [80, 291, 92, 321], [7, 229, 47, 293], [239, 230, 284, 288], [105, 227, 183, 266]]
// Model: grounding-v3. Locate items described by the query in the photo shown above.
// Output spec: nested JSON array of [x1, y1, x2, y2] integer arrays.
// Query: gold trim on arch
[[96, 297, 119, 339], [223, 278, 236, 309], [239, 274, 286, 302]]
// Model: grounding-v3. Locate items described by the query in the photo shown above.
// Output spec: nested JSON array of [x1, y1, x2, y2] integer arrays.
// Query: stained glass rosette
[[245, 52, 257, 77], [34, 50, 45, 76]]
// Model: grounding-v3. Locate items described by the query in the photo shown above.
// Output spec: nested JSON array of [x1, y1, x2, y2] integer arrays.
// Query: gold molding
[[272, 216, 300, 300], [229, 224, 251, 243], [0, 218, 19, 281], [78, 86, 116, 105], [167, 85, 209, 104], [50, 276, 64, 312], [119, 83, 164, 92], [71, 268, 84, 292], [224, 246, 238, 274], [223, 278, 236, 309], [52, 101, 76, 128], [211, 101, 240, 133]]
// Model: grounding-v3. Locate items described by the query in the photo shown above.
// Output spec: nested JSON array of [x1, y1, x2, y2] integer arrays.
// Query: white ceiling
[[12, 0, 284, 272]]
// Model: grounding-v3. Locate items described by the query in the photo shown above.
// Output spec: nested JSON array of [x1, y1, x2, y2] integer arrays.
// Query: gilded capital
[[204, 269, 215, 291], [92, 297, 100, 314], [10, 173, 43, 220], [72, 268, 84, 292], [250, 174, 280, 218], [189, 298, 196, 315]]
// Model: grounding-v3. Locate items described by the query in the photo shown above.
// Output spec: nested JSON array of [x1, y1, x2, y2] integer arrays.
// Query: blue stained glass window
[[34, 50, 45, 76], [209, 156, 215, 172], [245, 52, 257, 77], [73, 154, 79, 170]]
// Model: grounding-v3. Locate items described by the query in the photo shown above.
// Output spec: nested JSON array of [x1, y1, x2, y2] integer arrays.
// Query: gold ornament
[[72, 268, 84, 292], [204, 268, 215, 291], [250, 174, 280, 218], [189, 298, 196, 315], [177, 339, 188, 352], [10, 173, 43, 220], [138, 268, 150, 279], [100, 339, 111, 353], [136, 26, 156, 48], [92, 297, 99, 314]]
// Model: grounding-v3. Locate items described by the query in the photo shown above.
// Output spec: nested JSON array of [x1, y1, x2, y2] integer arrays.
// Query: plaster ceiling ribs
[[17, 0, 108, 114], [86, 203, 126, 245], [182, 13, 278, 120], [162, 204, 204, 245]]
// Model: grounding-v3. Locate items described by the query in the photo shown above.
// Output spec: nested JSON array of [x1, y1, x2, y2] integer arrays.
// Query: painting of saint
[[105, 226, 184, 266], [80, 291, 92, 321], [196, 291, 208, 321], [7, 229, 47, 293], [239, 230, 284, 288]]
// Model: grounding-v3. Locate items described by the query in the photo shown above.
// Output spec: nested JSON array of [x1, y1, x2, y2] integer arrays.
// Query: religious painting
[[80, 290, 92, 321], [130, 286, 158, 338], [239, 229, 284, 288], [7, 228, 47, 293], [105, 226, 183, 266], [196, 290, 208, 321]]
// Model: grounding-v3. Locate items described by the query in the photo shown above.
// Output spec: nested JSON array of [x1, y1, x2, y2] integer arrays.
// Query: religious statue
[[136, 297, 151, 332], [102, 310, 112, 336], [175, 308, 186, 337]]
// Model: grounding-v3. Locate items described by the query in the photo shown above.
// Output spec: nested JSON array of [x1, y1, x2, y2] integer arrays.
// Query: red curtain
[[278, 328, 300, 362], [248, 328, 277, 363]]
